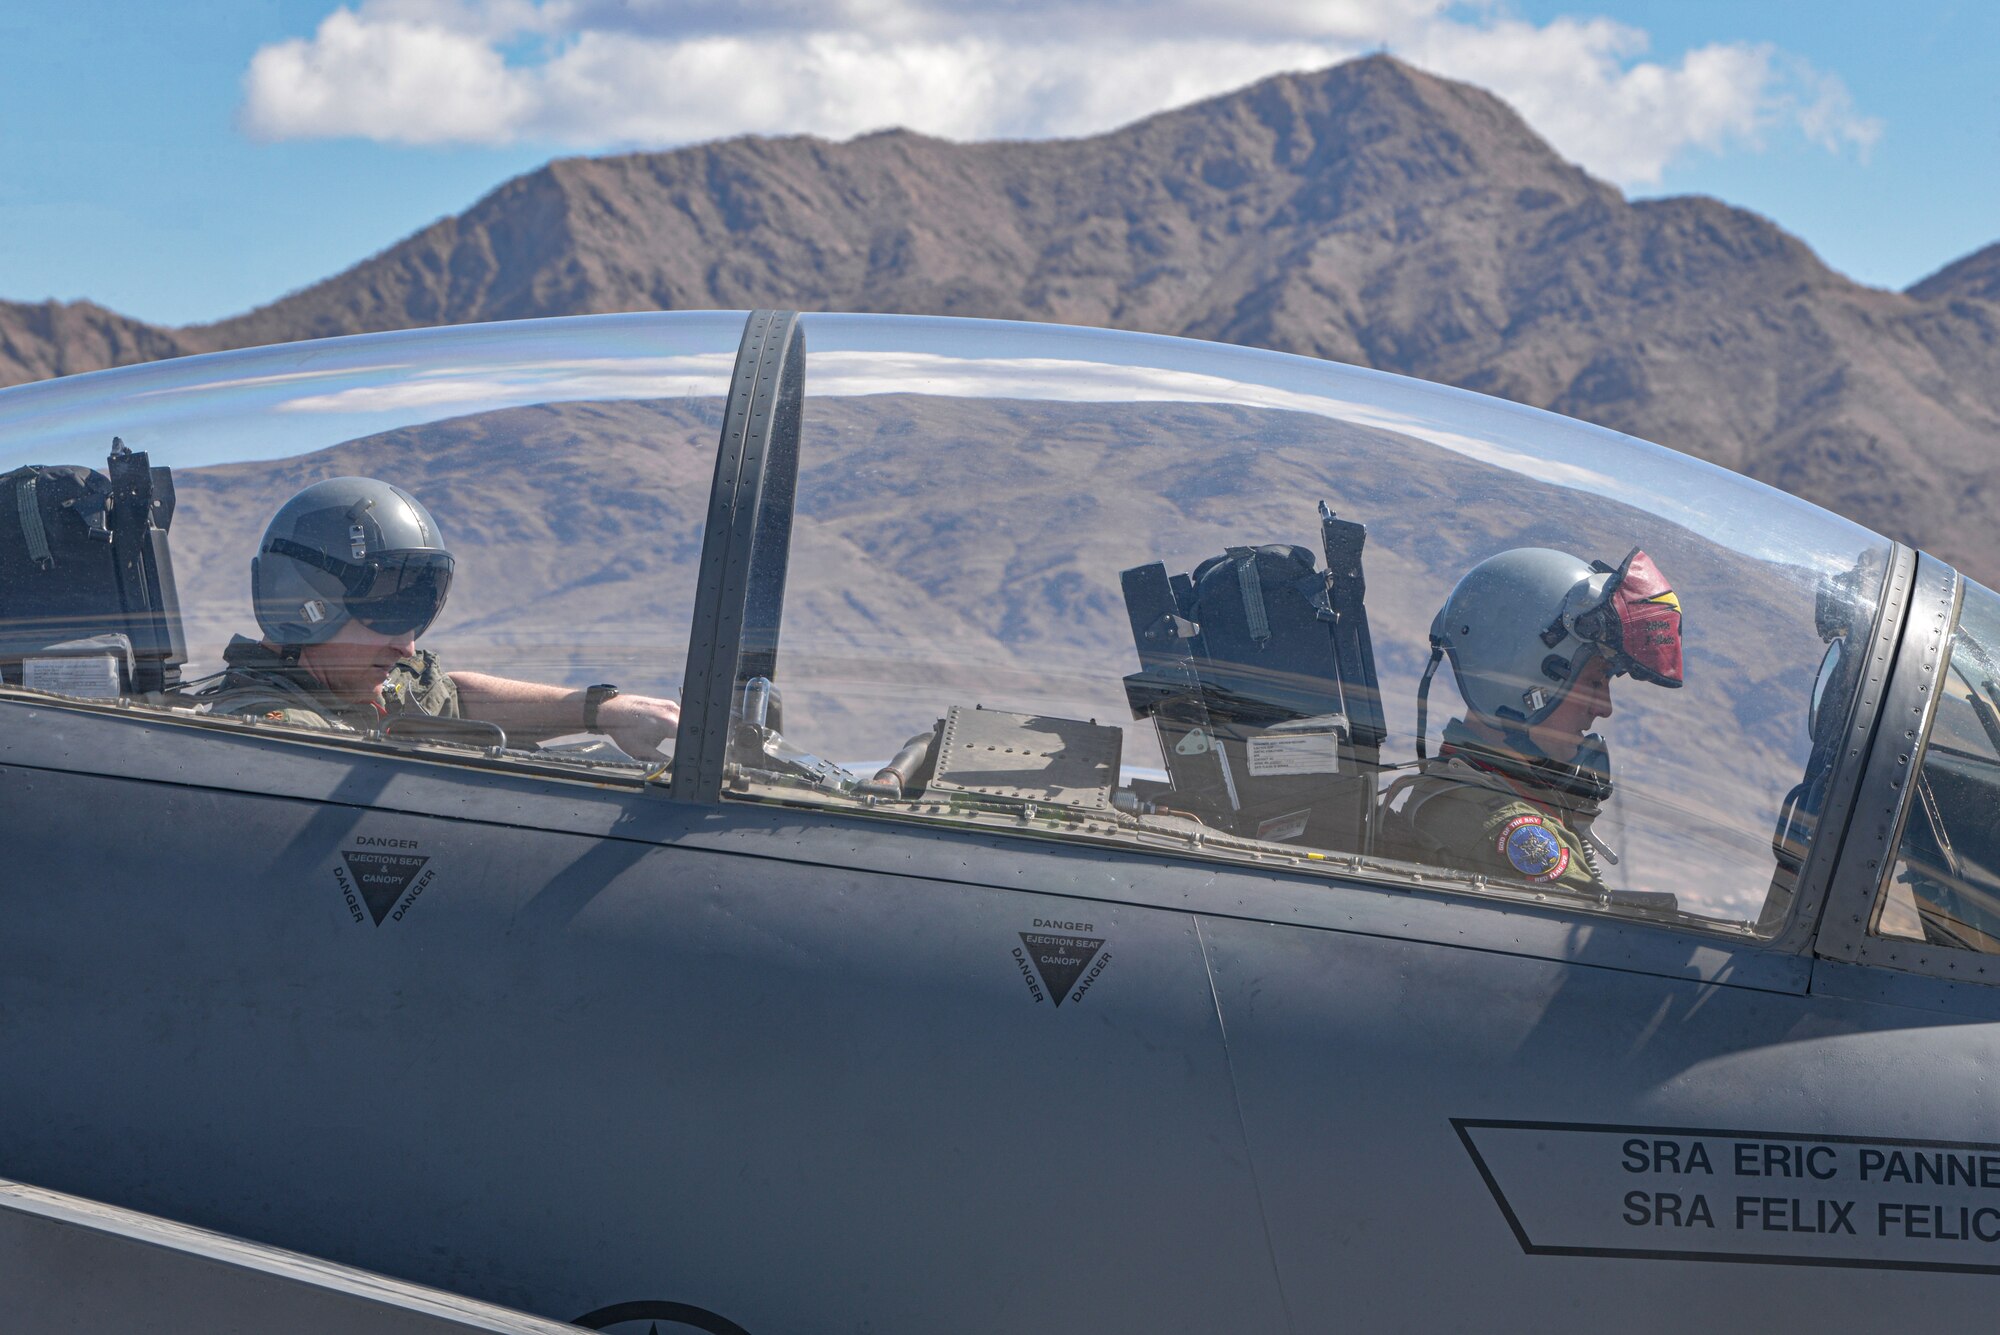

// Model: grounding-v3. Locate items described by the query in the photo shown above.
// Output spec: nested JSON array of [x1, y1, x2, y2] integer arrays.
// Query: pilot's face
[[297, 618, 418, 704], [1531, 653, 1614, 761]]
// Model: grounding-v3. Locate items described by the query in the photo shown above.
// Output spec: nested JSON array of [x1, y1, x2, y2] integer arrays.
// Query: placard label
[[1456, 1119, 2000, 1273]]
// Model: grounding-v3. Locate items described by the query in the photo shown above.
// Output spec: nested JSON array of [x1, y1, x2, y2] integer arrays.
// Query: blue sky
[[0, 1, 1991, 327]]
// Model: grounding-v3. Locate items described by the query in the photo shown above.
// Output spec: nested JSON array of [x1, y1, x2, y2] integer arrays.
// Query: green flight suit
[[200, 634, 460, 731], [1397, 719, 1606, 893]]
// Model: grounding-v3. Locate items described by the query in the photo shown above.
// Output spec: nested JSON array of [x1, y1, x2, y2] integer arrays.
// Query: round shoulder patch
[[1498, 813, 1570, 882]]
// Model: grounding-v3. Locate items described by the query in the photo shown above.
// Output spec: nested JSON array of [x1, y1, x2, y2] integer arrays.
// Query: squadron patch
[[1498, 814, 1570, 882]]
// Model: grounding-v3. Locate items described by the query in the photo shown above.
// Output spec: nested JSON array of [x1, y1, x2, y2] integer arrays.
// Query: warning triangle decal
[[1018, 933, 1103, 1007], [341, 852, 429, 926]]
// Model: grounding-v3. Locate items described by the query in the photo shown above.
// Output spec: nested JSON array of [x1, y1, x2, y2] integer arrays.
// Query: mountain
[[4, 56, 1997, 580], [1910, 243, 2000, 304], [0, 299, 198, 384]]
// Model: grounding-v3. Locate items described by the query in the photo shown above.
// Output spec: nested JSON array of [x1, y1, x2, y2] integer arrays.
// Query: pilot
[[1394, 546, 1684, 889], [201, 477, 679, 758]]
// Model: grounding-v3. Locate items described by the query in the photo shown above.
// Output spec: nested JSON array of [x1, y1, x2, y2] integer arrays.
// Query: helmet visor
[[347, 551, 455, 637], [1571, 548, 1683, 687], [267, 539, 455, 638]]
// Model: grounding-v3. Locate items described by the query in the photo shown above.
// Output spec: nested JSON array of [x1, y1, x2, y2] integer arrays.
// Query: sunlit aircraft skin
[[0, 1176, 584, 1333], [1, 310, 1997, 1333]]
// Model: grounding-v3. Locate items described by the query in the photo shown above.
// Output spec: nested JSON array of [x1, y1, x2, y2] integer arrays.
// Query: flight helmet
[[251, 477, 455, 646], [1418, 546, 1683, 751]]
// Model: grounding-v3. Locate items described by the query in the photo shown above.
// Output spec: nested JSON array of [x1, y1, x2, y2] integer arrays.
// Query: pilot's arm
[[447, 670, 679, 758]]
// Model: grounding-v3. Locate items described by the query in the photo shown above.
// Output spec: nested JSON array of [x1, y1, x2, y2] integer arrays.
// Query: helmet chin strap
[[1415, 645, 1444, 762]]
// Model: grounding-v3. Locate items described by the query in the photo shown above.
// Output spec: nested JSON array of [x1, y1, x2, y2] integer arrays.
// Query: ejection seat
[[1118, 502, 1387, 853], [0, 440, 187, 701]]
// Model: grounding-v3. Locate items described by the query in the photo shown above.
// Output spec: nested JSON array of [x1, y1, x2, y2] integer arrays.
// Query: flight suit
[[200, 635, 460, 731], [1396, 719, 1606, 892]]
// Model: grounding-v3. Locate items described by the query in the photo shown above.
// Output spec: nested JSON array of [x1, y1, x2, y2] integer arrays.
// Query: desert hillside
[[5, 56, 1995, 580]]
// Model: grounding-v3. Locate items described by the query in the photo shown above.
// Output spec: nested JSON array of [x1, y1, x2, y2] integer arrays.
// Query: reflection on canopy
[[795, 329, 1865, 572], [0, 313, 746, 473]]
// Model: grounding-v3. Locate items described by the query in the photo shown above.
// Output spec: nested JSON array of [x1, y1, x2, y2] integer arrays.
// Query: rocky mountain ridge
[[0, 299, 199, 385], [1910, 242, 2000, 304], [4, 56, 1997, 579]]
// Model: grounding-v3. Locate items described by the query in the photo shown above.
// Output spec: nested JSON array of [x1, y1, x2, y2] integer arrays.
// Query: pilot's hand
[[600, 692, 680, 760]]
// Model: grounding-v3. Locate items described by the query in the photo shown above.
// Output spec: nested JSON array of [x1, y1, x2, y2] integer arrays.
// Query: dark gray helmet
[[251, 477, 454, 646]]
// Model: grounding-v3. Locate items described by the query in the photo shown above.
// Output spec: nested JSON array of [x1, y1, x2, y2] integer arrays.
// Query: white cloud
[[239, 0, 1881, 186], [243, 8, 534, 145], [1403, 15, 1881, 183]]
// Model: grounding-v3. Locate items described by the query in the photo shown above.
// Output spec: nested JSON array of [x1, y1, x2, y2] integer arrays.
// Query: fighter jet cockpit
[[0, 309, 1983, 963]]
